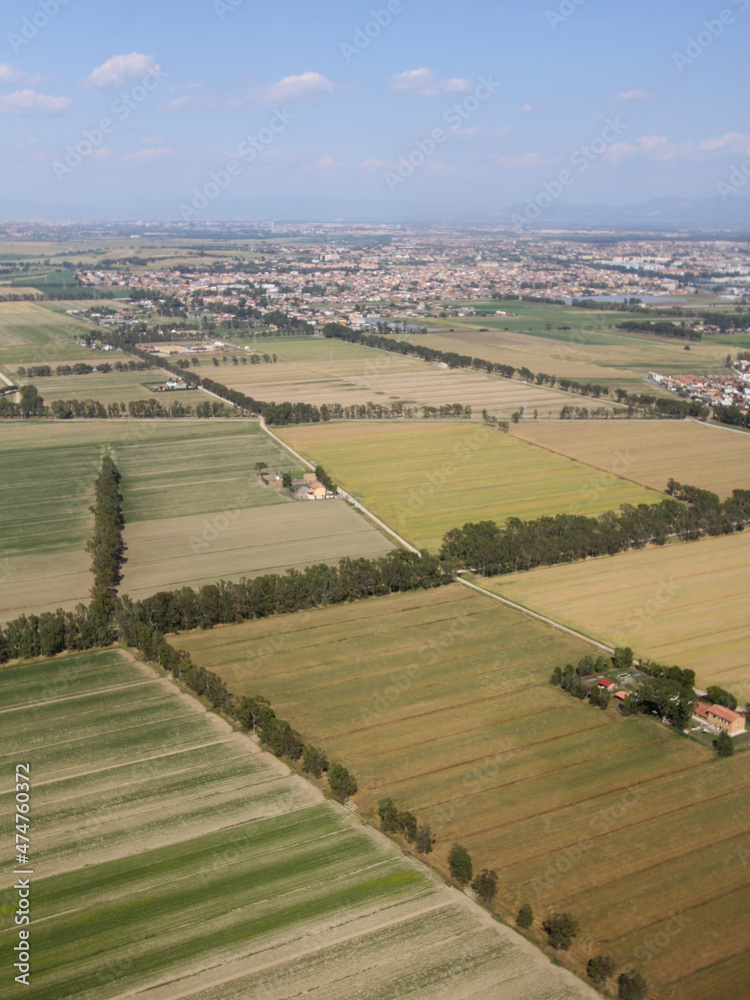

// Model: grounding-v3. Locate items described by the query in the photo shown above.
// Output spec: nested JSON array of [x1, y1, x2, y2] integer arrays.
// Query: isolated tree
[[254, 461, 268, 476], [416, 824, 435, 856], [378, 797, 398, 832], [613, 647, 634, 670], [301, 745, 328, 778], [588, 955, 617, 991], [714, 730, 735, 757], [471, 869, 498, 902], [282, 471, 293, 490], [328, 763, 357, 802], [448, 844, 473, 885], [542, 912, 579, 955], [516, 903, 533, 929], [617, 970, 648, 1000]]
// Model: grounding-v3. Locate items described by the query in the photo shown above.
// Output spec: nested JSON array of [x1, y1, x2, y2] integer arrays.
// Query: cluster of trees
[[115, 550, 449, 635], [378, 797, 435, 855], [440, 484, 750, 577], [445, 844, 499, 901], [619, 319, 703, 341], [714, 404, 750, 429], [586, 957, 648, 999], [314, 464, 337, 494], [0, 385, 46, 418], [0, 606, 113, 662], [552, 658, 614, 708], [86, 455, 124, 618]]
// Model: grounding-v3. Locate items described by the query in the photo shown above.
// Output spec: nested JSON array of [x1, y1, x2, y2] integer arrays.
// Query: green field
[[277, 421, 663, 551], [0, 419, 397, 619], [0, 648, 597, 1000], [476, 530, 750, 701], [0, 301, 94, 368], [175, 584, 750, 1000], [12, 366, 186, 406]]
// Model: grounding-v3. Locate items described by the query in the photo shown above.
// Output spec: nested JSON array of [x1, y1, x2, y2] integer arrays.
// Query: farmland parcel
[[477, 531, 750, 701], [276, 421, 662, 551], [176, 584, 750, 1000], [511, 419, 750, 498], [0, 648, 597, 1000], [0, 421, 391, 621]]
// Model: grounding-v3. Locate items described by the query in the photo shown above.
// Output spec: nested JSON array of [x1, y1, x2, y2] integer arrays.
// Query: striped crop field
[[176, 584, 750, 1000], [276, 421, 662, 551], [0, 647, 597, 1000]]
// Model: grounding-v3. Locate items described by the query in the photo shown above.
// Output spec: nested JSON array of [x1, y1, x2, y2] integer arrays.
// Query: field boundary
[[456, 574, 615, 654], [259, 416, 422, 555], [124, 643, 600, 999]]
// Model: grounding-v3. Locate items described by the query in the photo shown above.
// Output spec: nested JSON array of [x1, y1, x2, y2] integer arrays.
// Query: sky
[[1, 0, 749, 221]]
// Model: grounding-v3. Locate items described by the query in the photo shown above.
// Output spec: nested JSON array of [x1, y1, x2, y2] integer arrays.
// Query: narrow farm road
[[456, 574, 614, 653], [258, 417, 422, 555], [0, 368, 20, 403]]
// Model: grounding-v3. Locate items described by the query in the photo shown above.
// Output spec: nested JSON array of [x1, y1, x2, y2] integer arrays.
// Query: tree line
[[618, 319, 703, 341], [440, 484, 750, 577], [321, 322, 709, 420], [87, 455, 125, 620], [18, 361, 155, 378], [49, 398, 240, 420]]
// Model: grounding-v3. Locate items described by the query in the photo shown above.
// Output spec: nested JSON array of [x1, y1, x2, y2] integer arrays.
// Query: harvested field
[[0, 647, 597, 1000], [176, 584, 750, 1000], [478, 531, 750, 701], [511, 419, 750, 497], [181, 334, 609, 419], [276, 421, 662, 551], [121, 501, 394, 599]]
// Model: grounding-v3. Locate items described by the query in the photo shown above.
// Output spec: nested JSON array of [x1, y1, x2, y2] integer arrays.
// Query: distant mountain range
[[499, 195, 750, 232]]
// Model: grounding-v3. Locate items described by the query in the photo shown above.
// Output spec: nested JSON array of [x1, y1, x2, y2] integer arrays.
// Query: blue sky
[[1, 0, 749, 220]]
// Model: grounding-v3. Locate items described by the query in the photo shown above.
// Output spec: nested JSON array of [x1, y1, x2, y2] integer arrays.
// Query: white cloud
[[83, 52, 162, 89], [248, 72, 334, 105], [0, 90, 72, 115], [613, 89, 654, 103], [0, 64, 42, 86], [493, 152, 554, 169], [699, 132, 750, 154], [388, 68, 471, 98], [519, 103, 534, 113], [305, 155, 344, 171], [124, 146, 175, 161]]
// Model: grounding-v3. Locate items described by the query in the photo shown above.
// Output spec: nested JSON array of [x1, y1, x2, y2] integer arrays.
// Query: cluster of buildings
[[73, 227, 750, 332], [296, 472, 335, 501], [647, 370, 750, 412]]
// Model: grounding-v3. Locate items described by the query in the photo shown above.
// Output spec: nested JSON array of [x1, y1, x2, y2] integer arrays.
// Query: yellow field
[[277, 422, 662, 551], [480, 531, 750, 700], [121, 500, 393, 600], [174, 585, 750, 999], [511, 419, 750, 497]]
